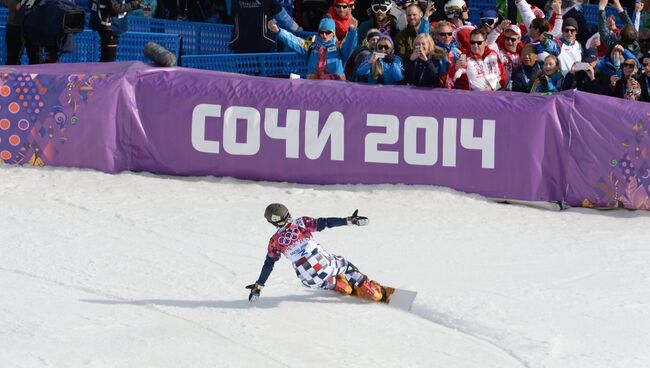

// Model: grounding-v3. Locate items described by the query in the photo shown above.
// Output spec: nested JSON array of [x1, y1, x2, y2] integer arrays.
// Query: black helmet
[[264, 203, 291, 226]]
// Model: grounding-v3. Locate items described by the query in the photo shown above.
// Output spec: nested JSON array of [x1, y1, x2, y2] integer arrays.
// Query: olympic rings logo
[[278, 228, 299, 245]]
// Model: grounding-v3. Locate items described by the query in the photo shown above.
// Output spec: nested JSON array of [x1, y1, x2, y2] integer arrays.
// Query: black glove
[[348, 209, 369, 226], [245, 283, 263, 302], [383, 54, 393, 64]]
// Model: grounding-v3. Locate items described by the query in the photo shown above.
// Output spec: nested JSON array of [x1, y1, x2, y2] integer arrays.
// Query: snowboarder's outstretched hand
[[348, 209, 369, 226], [245, 283, 263, 302]]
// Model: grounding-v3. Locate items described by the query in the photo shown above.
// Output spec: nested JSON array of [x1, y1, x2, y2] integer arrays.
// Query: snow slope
[[1, 165, 649, 368]]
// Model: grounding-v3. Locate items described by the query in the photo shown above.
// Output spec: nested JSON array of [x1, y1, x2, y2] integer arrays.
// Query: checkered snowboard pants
[[292, 248, 366, 290]]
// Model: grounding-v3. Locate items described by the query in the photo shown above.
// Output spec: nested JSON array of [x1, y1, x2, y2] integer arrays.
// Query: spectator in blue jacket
[[90, 0, 143, 62], [268, 17, 358, 80], [356, 33, 404, 84]]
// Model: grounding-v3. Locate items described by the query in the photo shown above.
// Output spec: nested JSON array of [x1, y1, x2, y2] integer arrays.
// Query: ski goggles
[[371, 4, 391, 12], [480, 17, 498, 26], [445, 9, 463, 18]]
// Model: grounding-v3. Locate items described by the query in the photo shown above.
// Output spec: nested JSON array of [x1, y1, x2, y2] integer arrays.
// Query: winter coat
[[403, 51, 447, 88], [229, 0, 282, 53], [557, 38, 583, 76], [596, 52, 631, 79], [356, 53, 404, 85], [511, 63, 542, 93], [90, 0, 141, 35], [454, 47, 507, 91], [639, 73, 650, 102], [530, 71, 566, 93], [277, 27, 358, 80], [563, 69, 615, 96]]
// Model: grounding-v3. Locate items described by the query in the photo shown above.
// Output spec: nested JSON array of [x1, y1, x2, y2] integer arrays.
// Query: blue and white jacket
[[277, 27, 358, 80]]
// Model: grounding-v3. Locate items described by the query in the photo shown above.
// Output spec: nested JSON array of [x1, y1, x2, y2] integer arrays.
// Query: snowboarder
[[245, 203, 386, 303]]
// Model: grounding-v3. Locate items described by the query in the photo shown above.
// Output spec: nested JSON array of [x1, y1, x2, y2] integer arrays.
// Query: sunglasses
[[469, 40, 484, 45], [563, 28, 577, 33], [437, 32, 453, 37], [334, 4, 349, 8], [480, 18, 496, 26], [319, 30, 333, 36], [377, 44, 391, 51], [371, 4, 389, 12], [505, 36, 518, 42], [623, 63, 637, 68], [643, 63, 650, 67], [640, 38, 650, 42]]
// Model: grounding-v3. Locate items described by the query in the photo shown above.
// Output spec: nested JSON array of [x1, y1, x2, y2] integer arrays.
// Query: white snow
[[1, 164, 649, 368]]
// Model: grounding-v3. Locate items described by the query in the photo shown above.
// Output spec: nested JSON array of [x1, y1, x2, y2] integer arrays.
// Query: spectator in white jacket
[[454, 28, 507, 91], [557, 17, 583, 76]]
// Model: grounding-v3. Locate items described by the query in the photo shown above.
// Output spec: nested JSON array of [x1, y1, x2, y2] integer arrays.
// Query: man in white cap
[[487, 20, 524, 89]]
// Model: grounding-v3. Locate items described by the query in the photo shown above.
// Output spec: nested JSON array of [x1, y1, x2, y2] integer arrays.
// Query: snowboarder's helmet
[[264, 203, 291, 226]]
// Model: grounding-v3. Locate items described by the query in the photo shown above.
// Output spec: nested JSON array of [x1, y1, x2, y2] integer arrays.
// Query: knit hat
[[562, 17, 578, 31], [582, 48, 598, 62], [377, 32, 394, 49], [319, 18, 336, 33]]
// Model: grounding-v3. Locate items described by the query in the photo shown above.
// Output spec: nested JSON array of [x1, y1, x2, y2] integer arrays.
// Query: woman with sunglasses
[[327, 0, 356, 44], [404, 33, 447, 87], [346, 28, 382, 81], [269, 17, 358, 80], [356, 33, 404, 84], [357, 0, 399, 46], [614, 58, 642, 100]]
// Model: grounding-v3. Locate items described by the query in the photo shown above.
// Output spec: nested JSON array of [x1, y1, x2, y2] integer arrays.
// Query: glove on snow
[[245, 283, 263, 302], [348, 209, 369, 226]]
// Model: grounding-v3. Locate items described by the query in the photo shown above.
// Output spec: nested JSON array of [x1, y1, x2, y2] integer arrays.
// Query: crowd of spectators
[[264, 0, 650, 101], [3, 0, 650, 101]]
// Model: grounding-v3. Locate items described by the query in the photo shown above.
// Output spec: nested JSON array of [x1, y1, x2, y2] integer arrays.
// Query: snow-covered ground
[[1, 165, 649, 368]]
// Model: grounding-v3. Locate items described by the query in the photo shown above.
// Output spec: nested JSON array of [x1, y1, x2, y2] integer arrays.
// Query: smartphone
[[575, 62, 590, 71], [415, 44, 421, 51], [375, 53, 386, 59]]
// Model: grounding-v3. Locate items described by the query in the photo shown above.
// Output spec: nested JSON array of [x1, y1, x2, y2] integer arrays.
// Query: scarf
[[312, 36, 341, 80], [327, 5, 350, 42]]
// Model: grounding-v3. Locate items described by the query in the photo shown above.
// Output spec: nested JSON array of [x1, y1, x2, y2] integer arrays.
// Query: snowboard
[[349, 285, 417, 311], [382, 286, 418, 311]]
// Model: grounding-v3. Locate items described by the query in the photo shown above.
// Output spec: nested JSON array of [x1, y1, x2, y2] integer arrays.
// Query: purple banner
[[0, 62, 648, 209]]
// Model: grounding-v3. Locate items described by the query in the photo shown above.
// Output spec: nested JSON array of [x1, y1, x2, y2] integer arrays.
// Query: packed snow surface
[[2, 165, 649, 368]]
